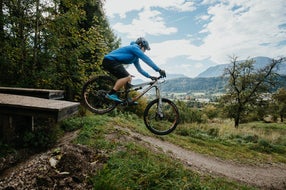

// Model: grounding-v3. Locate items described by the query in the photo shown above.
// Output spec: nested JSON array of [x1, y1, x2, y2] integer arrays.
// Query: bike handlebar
[[151, 75, 165, 82]]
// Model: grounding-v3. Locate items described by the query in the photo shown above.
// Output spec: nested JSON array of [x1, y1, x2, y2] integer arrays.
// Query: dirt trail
[[116, 126, 286, 190], [1, 127, 286, 189]]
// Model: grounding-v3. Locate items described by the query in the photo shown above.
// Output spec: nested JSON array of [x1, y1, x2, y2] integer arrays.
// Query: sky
[[103, 0, 286, 79]]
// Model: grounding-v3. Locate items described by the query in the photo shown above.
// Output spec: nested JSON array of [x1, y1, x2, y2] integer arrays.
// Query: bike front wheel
[[143, 98, 180, 135], [82, 75, 117, 114]]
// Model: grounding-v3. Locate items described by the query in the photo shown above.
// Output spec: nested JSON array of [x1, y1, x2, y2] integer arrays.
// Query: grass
[[2, 110, 284, 189], [95, 112, 286, 164], [61, 114, 257, 190], [171, 120, 286, 164], [67, 112, 286, 165]]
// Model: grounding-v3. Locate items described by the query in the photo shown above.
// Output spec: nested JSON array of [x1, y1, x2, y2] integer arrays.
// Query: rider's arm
[[133, 59, 151, 78], [132, 46, 160, 72]]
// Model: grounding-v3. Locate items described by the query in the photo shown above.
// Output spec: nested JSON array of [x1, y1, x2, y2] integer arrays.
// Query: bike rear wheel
[[143, 98, 179, 135], [82, 75, 117, 114]]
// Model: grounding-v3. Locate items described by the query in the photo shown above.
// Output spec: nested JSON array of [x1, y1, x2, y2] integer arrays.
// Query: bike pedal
[[125, 83, 134, 90], [128, 101, 138, 106]]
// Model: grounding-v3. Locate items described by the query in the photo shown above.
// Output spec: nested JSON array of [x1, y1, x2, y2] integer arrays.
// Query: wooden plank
[[0, 87, 64, 99], [0, 93, 80, 121]]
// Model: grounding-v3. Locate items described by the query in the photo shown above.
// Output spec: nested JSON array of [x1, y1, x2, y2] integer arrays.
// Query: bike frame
[[122, 77, 164, 104]]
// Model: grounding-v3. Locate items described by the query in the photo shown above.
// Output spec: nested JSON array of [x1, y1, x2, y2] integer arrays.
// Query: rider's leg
[[106, 76, 131, 102], [112, 75, 132, 91], [102, 59, 131, 102]]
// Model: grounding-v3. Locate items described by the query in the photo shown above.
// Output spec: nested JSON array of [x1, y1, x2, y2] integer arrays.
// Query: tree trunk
[[234, 116, 239, 128], [33, 0, 40, 71], [0, 0, 4, 40], [234, 105, 242, 128]]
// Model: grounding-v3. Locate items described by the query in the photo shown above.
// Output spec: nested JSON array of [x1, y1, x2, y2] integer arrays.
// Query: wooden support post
[[0, 114, 35, 144]]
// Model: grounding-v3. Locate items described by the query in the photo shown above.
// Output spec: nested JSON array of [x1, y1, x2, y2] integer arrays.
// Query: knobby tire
[[81, 75, 117, 114], [144, 98, 179, 135]]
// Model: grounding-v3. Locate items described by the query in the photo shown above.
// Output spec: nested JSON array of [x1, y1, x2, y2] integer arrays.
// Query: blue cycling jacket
[[104, 42, 160, 78]]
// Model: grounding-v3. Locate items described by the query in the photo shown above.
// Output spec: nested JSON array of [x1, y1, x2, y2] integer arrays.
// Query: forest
[[0, 0, 120, 100]]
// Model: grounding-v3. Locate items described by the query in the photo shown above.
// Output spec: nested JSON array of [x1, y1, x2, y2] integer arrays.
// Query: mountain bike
[[81, 75, 180, 135]]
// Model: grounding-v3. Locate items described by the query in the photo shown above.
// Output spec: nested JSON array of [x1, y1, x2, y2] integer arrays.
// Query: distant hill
[[132, 73, 187, 84], [136, 56, 286, 93], [166, 73, 188, 80], [161, 77, 227, 93], [162, 56, 286, 93], [162, 75, 286, 94], [197, 56, 286, 78]]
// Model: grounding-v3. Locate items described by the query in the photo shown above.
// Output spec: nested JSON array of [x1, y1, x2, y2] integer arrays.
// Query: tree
[[0, 0, 120, 100], [45, 0, 120, 100], [221, 56, 285, 128], [272, 88, 286, 122], [0, 0, 35, 85]]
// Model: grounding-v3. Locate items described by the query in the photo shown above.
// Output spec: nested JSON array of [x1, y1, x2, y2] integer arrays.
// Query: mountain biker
[[102, 37, 166, 102]]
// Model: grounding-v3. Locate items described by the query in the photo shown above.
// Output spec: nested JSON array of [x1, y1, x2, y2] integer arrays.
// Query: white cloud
[[199, 0, 286, 63], [104, 0, 196, 18], [126, 39, 203, 79], [151, 40, 189, 64], [112, 8, 177, 39]]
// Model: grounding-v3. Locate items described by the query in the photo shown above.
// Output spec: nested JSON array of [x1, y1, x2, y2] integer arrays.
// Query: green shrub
[[0, 142, 15, 157], [60, 117, 85, 132], [250, 139, 273, 154], [243, 134, 258, 143], [22, 126, 59, 151], [175, 101, 205, 123], [203, 105, 219, 119]]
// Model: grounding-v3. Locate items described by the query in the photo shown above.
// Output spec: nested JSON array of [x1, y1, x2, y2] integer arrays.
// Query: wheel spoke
[[144, 98, 179, 135]]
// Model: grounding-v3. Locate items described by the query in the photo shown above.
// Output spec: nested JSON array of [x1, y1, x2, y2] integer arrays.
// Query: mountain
[[166, 73, 188, 80], [196, 64, 228, 78], [162, 56, 286, 93], [162, 75, 286, 94], [137, 56, 286, 93], [132, 73, 188, 84], [161, 77, 227, 93], [196, 56, 286, 78]]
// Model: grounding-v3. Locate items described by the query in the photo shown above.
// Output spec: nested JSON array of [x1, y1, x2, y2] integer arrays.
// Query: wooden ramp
[[0, 93, 79, 121], [0, 87, 64, 100], [0, 92, 80, 143]]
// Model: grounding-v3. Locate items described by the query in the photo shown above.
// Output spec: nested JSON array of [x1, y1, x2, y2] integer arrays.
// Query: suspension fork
[[155, 86, 163, 117]]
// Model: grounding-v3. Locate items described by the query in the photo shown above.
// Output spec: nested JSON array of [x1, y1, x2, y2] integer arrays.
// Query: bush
[[250, 139, 275, 154], [22, 126, 59, 151], [118, 91, 148, 117], [175, 101, 205, 123], [243, 134, 258, 143], [203, 105, 219, 119], [61, 117, 85, 132]]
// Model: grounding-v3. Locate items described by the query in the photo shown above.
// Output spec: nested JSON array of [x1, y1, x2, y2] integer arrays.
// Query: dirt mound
[[0, 132, 107, 190]]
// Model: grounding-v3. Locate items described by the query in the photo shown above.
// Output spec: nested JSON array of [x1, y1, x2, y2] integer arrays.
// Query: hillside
[[161, 56, 286, 93], [197, 56, 286, 78], [161, 77, 227, 93], [161, 75, 286, 94]]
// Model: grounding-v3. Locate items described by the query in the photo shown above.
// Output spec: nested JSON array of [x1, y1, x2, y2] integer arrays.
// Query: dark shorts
[[102, 58, 130, 79]]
